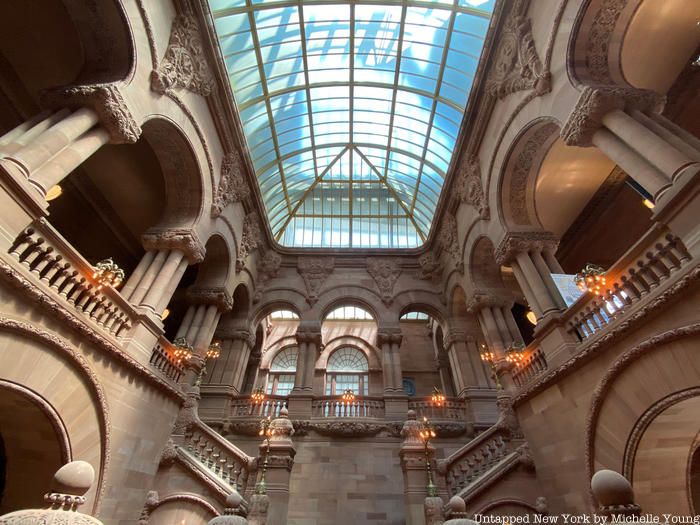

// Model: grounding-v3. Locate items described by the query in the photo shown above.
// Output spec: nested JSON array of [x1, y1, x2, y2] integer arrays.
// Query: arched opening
[[399, 308, 444, 398], [324, 347, 369, 396], [266, 346, 298, 396], [0, 383, 68, 514]]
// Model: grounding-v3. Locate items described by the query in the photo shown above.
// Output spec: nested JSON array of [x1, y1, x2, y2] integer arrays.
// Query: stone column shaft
[[493, 307, 513, 348], [0, 110, 59, 154], [650, 113, 700, 156], [292, 340, 309, 393], [121, 250, 155, 301], [478, 307, 506, 358], [515, 251, 558, 316], [184, 304, 207, 342], [380, 340, 393, 394], [390, 340, 403, 393], [532, 249, 566, 309], [543, 247, 564, 274], [129, 249, 168, 305], [503, 307, 524, 344], [510, 260, 543, 318], [193, 304, 219, 355], [631, 110, 700, 163], [176, 305, 196, 339], [155, 257, 188, 314], [140, 249, 186, 312]]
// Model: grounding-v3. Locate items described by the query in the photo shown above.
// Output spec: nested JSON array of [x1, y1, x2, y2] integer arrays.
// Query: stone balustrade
[[183, 422, 255, 493], [407, 398, 467, 421], [563, 226, 690, 341], [441, 426, 514, 496], [512, 348, 547, 388], [312, 396, 385, 418], [149, 337, 185, 382], [8, 219, 135, 339], [230, 395, 288, 418]]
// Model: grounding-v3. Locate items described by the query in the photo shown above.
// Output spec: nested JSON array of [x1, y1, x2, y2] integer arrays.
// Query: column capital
[[216, 328, 255, 347], [186, 287, 233, 312], [142, 228, 206, 264], [376, 327, 403, 346], [442, 328, 469, 348], [295, 322, 322, 346], [40, 83, 142, 144], [561, 85, 665, 147], [466, 290, 513, 314], [494, 231, 559, 266]]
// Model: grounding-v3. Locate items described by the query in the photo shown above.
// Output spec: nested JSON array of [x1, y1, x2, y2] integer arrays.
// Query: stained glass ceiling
[[209, 0, 495, 248]]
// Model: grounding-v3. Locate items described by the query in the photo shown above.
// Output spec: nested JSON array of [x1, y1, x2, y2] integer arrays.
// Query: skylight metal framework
[[210, 0, 494, 248]]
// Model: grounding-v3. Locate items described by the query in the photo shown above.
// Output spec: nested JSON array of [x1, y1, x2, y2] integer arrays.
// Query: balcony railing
[[231, 395, 288, 418], [312, 396, 385, 418], [149, 337, 185, 382], [512, 348, 547, 388], [408, 398, 467, 420], [8, 220, 135, 340], [564, 226, 690, 341]]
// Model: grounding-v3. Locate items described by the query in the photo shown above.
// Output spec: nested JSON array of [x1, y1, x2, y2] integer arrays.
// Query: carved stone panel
[[297, 257, 334, 305], [212, 151, 250, 217], [366, 258, 401, 305], [455, 155, 489, 220]]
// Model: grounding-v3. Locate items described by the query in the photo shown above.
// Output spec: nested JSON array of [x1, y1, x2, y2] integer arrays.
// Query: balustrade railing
[[312, 396, 385, 418], [8, 220, 135, 339], [564, 227, 691, 341], [408, 398, 467, 420], [183, 421, 254, 492], [441, 426, 515, 496], [149, 338, 184, 382], [512, 348, 547, 388], [230, 395, 287, 418]]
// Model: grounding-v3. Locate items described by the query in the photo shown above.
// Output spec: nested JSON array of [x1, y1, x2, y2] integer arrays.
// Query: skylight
[[209, 0, 495, 248]]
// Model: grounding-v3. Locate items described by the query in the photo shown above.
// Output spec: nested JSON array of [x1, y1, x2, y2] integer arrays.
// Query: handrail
[[512, 348, 547, 388], [149, 337, 185, 382], [312, 395, 385, 418], [408, 398, 467, 420], [231, 395, 288, 418]]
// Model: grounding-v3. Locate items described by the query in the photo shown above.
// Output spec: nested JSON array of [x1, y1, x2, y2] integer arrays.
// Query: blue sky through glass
[[209, 0, 495, 248]]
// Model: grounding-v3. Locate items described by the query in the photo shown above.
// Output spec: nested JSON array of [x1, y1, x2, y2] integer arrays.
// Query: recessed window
[[325, 347, 369, 396]]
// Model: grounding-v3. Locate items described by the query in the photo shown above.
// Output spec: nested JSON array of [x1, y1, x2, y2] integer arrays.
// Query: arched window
[[325, 347, 369, 396], [266, 347, 297, 396]]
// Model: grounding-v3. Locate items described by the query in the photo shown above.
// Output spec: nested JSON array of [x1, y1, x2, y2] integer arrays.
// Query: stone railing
[[149, 337, 185, 382], [312, 396, 385, 418], [512, 348, 547, 388], [8, 220, 135, 339], [183, 420, 255, 493], [408, 398, 467, 421], [440, 426, 516, 497], [230, 395, 287, 418], [564, 226, 691, 341]]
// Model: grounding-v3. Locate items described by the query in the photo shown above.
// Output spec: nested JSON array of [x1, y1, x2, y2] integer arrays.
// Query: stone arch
[[0, 316, 110, 515], [141, 116, 205, 230], [193, 234, 231, 291], [315, 288, 385, 325], [229, 283, 251, 323], [469, 236, 505, 290], [260, 340, 298, 370], [475, 498, 538, 516], [0, 380, 71, 514], [448, 284, 469, 319], [148, 493, 218, 525], [585, 323, 700, 506], [498, 118, 560, 230], [251, 295, 305, 329], [318, 335, 381, 371], [393, 291, 448, 327]]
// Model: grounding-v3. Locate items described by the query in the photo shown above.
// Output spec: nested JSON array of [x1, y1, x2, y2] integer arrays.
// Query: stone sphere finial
[[52, 461, 95, 496], [207, 489, 248, 524], [225, 490, 243, 512], [448, 495, 466, 513], [407, 409, 417, 420], [591, 470, 634, 507], [280, 406, 289, 418]]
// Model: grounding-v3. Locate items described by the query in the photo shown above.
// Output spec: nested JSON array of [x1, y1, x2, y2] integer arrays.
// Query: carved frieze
[[212, 151, 250, 217], [297, 257, 334, 305], [493, 231, 558, 267], [151, 15, 215, 97], [237, 213, 263, 273], [142, 228, 206, 264], [584, 0, 629, 84], [366, 258, 401, 305], [455, 156, 489, 220], [41, 83, 141, 144], [486, 12, 550, 99]]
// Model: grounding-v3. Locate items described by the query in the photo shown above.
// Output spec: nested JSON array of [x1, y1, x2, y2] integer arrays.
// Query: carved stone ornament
[[313, 421, 384, 438], [297, 257, 334, 305], [465, 291, 513, 314], [495, 393, 523, 438], [212, 151, 250, 217], [237, 213, 263, 273], [187, 287, 234, 312], [417, 252, 444, 282], [400, 410, 424, 447], [455, 155, 489, 219], [159, 439, 178, 467], [152, 15, 216, 97], [253, 250, 282, 303], [137, 491, 160, 525], [493, 230, 559, 267], [438, 215, 462, 269], [584, 0, 630, 84], [248, 493, 270, 525], [172, 387, 201, 435], [486, 13, 550, 99], [41, 83, 141, 144], [560, 85, 665, 147], [424, 496, 445, 525], [367, 258, 401, 305], [142, 228, 206, 264]]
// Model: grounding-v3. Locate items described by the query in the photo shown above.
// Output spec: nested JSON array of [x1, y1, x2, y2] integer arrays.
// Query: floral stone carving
[[237, 213, 263, 273], [212, 151, 250, 217], [455, 155, 489, 219], [367, 258, 401, 305], [297, 257, 334, 305]]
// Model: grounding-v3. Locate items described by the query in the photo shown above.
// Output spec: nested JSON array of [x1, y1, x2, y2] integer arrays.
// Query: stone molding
[[417, 252, 444, 282], [217, 328, 255, 347], [485, 10, 550, 99], [297, 257, 334, 305], [236, 213, 263, 273], [138, 492, 220, 524], [151, 15, 216, 97], [581, 0, 629, 84], [560, 85, 665, 147], [142, 228, 206, 264], [455, 155, 490, 220], [41, 83, 141, 144], [443, 328, 468, 348], [366, 258, 401, 305], [494, 231, 559, 266], [466, 291, 513, 313], [186, 287, 234, 312], [212, 151, 250, 217], [253, 251, 282, 303]]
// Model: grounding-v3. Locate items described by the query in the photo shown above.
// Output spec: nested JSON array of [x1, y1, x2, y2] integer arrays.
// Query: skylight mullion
[[348, 3, 355, 246], [245, 1, 292, 216], [409, 1, 458, 214], [297, 4, 321, 185]]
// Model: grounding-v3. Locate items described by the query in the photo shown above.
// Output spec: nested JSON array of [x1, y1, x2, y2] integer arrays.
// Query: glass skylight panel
[[209, 0, 494, 248]]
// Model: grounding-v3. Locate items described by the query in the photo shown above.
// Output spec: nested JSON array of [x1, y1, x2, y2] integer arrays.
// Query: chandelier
[[575, 264, 607, 296], [341, 389, 356, 403], [206, 340, 221, 359], [505, 342, 526, 367], [172, 337, 193, 365], [251, 386, 266, 404], [430, 387, 446, 406], [92, 258, 124, 290]]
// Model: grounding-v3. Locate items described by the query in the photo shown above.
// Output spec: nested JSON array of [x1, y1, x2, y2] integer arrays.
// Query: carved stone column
[[399, 410, 437, 525], [259, 407, 296, 525], [377, 327, 407, 418], [287, 322, 321, 418]]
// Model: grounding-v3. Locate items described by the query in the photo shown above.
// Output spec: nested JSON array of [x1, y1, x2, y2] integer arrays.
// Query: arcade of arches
[[0, 1, 698, 524]]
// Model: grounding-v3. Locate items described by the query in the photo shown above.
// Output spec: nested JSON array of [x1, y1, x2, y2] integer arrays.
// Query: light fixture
[[172, 337, 193, 365], [91, 258, 125, 290], [526, 310, 537, 326], [341, 389, 356, 404], [206, 340, 221, 360], [161, 308, 170, 321], [430, 387, 446, 406], [642, 198, 655, 210], [45, 184, 62, 202], [251, 386, 266, 404], [505, 342, 526, 368], [256, 416, 274, 495], [575, 264, 607, 296], [418, 417, 438, 497]]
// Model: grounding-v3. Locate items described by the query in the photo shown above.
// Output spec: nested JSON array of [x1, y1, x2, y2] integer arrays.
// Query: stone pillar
[[442, 327, 474, 398], [258, 407, 296, 525], [561, 86, 700, 201], [399, 410, 436, 525], [377, 327, 407, 418], [287, 321, 321, 418], [434, 349, 454, 397]]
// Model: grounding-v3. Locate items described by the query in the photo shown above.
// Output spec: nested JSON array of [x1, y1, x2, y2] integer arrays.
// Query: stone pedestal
[[384, 395, 409, 419], [286, 393, 313, 419], [399, 411, 435, 525], [258, 408, 296, 525]]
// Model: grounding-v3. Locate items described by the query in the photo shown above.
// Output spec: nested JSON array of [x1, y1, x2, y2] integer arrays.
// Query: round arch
[[318, 335, 381, 371], [251, 291, 306, 328], [315, 288, 385, 325], [468, 236, 505, 290], [193, 234, 231, 290], [393, 290, 448, 327], [148, 493, 218, 525]]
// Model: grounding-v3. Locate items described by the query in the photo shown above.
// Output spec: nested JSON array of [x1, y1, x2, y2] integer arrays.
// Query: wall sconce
[[575, 264, 606, 296], [92, 258, 125, 290], [525, 309, 537, 326], [161, 308, 171, 321]]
